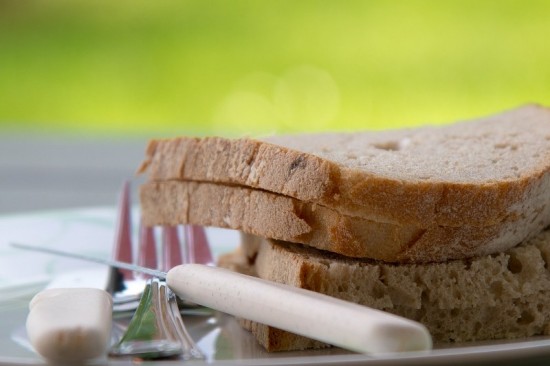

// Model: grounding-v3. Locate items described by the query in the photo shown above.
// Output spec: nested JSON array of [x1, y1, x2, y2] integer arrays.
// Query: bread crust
[[238, 318, 327, 352], [138, 105, 550, 228], [218, 230, 550, 350], [140, 180, 550, 263]]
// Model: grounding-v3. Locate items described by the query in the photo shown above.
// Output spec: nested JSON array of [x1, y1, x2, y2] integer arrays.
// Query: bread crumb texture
[[221, 229, 550, 350], [268, 105, 550, 184]]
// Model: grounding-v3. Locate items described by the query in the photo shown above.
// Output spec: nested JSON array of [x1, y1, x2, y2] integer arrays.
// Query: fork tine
[[112, 181, 134, 280], [166, 286, 204, 360], [161, 226, 183, 272], [185, 225, 214, 265], [137, 221, 157, 276]]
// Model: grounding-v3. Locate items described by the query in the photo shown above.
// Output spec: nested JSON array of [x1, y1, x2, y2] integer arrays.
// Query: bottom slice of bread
[[219, 229, 550, 352]]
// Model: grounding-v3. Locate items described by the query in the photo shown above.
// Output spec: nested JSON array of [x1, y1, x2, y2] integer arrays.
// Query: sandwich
[[138, 104, 550, 350]]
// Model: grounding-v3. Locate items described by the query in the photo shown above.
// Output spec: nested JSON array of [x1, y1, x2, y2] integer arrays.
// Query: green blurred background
[[1, 0, 549, 137]]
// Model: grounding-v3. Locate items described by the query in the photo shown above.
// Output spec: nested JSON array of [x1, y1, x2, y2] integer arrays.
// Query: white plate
[[1, 207, 550, 366]]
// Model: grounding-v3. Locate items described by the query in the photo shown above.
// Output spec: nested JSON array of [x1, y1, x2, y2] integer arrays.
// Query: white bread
[[217, 229, 550, 351], [138, 104, 550, 228], [140, 180, 550, 263]]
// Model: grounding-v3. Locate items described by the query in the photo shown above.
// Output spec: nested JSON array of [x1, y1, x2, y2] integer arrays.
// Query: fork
[[108, 181, 211, 359], [109, 181, 214, 312], [110, 278, 203, 360]]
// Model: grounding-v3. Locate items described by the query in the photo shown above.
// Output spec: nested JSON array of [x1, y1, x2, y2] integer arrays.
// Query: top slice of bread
[[139, 105, 550, 227]]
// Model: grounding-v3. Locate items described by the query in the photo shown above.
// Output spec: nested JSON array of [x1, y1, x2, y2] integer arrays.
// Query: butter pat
[[26, 288, 113, 362]]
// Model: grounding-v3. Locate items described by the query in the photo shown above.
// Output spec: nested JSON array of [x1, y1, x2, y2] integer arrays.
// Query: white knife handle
[[166, 264, 432, 354], [26, 288, 112, 362]]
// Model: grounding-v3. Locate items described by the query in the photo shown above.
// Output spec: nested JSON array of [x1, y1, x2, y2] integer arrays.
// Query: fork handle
[[166, 264, 432, 354]]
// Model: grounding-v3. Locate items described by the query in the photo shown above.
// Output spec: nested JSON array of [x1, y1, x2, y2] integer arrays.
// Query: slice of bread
[[138, 105, 550, 228], [140, 180, 550, 262], [217, 230, 550, 351]]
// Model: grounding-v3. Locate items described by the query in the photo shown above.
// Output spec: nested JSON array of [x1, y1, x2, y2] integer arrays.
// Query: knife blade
[[11, 242, 165, 278]]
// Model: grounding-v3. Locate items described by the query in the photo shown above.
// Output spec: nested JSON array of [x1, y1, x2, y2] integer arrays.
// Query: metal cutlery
[[13, 181, 432, 357], [109, 181, 214, 313], [109, 278, 203, 360], [12, 241, 433, 355]]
